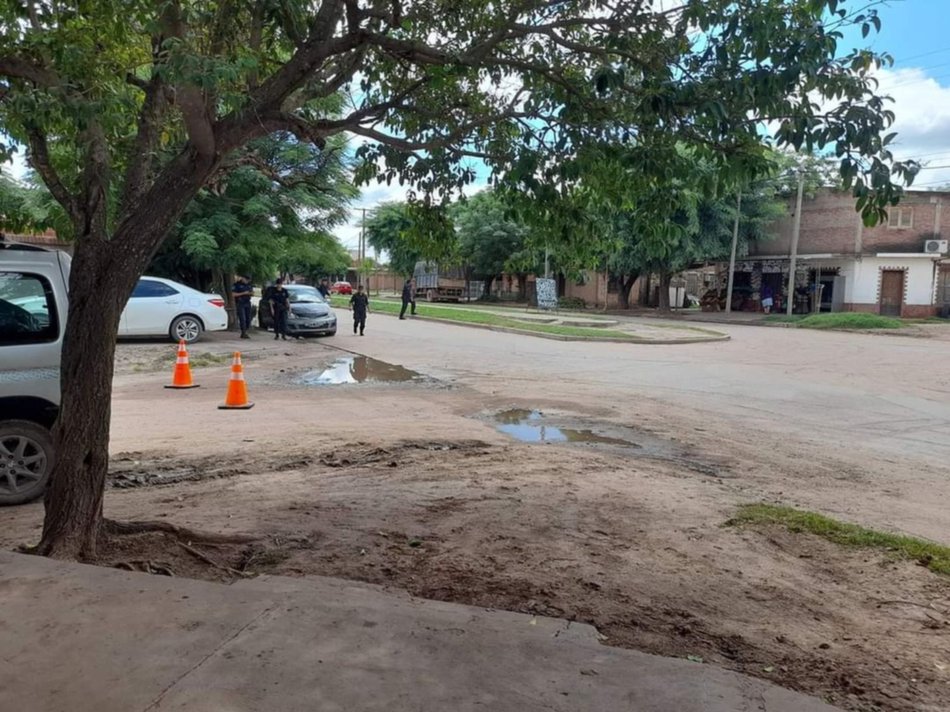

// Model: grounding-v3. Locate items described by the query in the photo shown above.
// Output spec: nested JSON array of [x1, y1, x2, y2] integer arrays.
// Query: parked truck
[[412, 262, 482, 302]]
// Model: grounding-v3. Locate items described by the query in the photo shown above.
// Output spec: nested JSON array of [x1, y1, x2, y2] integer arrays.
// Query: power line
[[894, 45, 950, 65], [900, 150, 950, 161]]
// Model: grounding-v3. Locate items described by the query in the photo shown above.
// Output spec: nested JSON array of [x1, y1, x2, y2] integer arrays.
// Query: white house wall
[[849, 257, 937, 306]]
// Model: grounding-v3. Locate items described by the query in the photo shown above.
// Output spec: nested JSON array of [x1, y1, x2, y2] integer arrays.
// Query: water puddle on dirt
[[297, 356, 422, 385], [493, 409, 639, 447]]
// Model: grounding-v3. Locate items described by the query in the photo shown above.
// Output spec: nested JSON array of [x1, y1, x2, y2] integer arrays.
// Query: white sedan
[[120, 276, 228, 343]]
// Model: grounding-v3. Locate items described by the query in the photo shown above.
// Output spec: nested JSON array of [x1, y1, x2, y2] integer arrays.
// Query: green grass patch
[[727, 504, 950, 576], [765, 313, 904, 330], [331, 296, 648, 340]]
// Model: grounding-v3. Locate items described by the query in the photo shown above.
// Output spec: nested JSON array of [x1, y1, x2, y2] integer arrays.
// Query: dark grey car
[[258, 284, 337, 336]]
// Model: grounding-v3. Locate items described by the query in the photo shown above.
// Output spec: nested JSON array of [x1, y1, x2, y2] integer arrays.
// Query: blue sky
[[831, 0, 950, 186]]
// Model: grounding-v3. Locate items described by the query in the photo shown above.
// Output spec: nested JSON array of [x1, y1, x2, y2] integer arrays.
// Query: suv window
[[0, 272, 59, 345], [132, 279, 179, 298]]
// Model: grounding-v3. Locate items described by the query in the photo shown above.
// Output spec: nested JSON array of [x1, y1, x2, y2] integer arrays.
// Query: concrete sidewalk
[[0, 551, 838, 711]]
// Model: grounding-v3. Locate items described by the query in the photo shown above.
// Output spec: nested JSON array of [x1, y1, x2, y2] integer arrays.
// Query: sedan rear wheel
[[0, 420, 54, 506], [170, 315, 203, 343]]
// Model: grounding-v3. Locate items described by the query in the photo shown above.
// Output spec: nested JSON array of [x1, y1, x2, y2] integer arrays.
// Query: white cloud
[[1, 150, 29, 180], [874, 67, 950, 189], [335, 181, 413, 251]]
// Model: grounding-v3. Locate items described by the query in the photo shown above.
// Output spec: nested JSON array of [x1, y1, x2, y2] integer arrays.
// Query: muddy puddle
[[494, 409, 637, 446], [296, 356, 423, 385], [488, 408, 730, 477]]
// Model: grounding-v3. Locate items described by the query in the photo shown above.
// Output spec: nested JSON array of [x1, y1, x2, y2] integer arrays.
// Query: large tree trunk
[[639, 273, 652, 307], [657, 271, 673, 312], [617, 273, 639, 309], [482, 275, 495, 298], [516, 273, 527, 301], [37, 150, 214, 559], [36, 244, 133, 558], [213, 268, 235, 329]]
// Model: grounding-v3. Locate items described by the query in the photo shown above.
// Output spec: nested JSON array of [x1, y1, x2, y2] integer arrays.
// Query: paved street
[[338, 313, 950, 539]]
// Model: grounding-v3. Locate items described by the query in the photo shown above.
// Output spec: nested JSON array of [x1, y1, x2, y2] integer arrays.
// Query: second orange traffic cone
[[218, 352, 254, 410], [165, 340, 199, 389]]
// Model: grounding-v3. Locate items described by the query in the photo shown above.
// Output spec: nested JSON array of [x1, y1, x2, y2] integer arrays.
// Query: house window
[[887, 208, 913, 229]]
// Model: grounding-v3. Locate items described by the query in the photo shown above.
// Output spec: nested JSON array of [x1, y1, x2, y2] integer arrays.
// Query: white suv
[[0, 242, 69, 505]]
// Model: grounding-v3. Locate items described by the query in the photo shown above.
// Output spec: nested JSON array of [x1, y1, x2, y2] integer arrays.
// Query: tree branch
[[120, 73, 169, 219], [23, 122, 80, 224], [163, 0, 216, 161], [0, 56, 58, 87], [79, 120, 111, 239]]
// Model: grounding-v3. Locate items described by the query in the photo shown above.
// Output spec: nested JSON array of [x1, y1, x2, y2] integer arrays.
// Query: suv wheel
[[170, 315, 203, 343], [0, 420, 54, 506]]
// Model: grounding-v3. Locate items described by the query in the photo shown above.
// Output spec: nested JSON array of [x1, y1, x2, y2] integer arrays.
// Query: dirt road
[[3, 315, 949, 711]]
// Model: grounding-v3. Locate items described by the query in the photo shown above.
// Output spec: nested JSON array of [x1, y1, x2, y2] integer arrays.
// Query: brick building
[[0, 230, 72, 253], [730, 189, 949, 317]]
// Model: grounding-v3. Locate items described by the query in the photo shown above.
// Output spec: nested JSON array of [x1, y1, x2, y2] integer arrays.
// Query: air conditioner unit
[[924, 239, 949, 254]]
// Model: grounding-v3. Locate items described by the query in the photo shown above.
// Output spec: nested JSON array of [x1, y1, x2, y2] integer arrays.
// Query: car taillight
[[208, 298, 225, 308]]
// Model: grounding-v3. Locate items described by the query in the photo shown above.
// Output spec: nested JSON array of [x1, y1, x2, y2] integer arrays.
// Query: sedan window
[[132, 280, 179, 298]]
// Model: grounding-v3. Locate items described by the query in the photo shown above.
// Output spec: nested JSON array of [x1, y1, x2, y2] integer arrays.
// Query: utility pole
[[725, 191, 742, 314], [359, 207, 366, 287], [544, 247, 550, 279], [786, 171, 805, 317]]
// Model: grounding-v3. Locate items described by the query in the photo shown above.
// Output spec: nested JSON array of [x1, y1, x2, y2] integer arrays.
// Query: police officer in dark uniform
[[269, 278, 291, 340], [349, 284, 369, 335], [231, 275, 253, 339], [400, 279, 413, 319]]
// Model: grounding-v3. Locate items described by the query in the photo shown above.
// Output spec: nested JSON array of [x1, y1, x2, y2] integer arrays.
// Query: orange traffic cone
[[165, 340, 200, 389], [218, 352, 254, 410]]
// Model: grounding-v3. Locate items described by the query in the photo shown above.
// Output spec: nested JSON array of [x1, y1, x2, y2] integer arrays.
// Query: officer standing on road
[[231, 275, 253, 339], [400, 278, 413, 320], [269, 278, 291, 341], [350, 284, 369, 336]]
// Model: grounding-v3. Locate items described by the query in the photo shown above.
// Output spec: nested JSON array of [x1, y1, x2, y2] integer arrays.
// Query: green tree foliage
[[150, 133, 354, 289], [364, 202, 423, 276], [364, 200, 457, 275], [0, 172, 69, 236], [454, 191, 536, 297], [0, 0, 919, 558]]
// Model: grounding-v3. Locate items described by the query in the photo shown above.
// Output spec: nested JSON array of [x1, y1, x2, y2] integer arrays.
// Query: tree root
[[175, 541, 251, 578], [103, 518, 258, 544], [114, 560, 175, 576]]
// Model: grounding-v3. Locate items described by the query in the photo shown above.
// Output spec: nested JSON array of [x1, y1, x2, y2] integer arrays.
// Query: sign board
[[536, 278, 558, 310]]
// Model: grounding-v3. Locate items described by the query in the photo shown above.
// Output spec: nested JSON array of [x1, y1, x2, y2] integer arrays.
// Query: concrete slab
[[0, 551, 839, 712]]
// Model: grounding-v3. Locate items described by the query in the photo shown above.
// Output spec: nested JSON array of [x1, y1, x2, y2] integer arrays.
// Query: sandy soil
[[4, 323, 950, 712]]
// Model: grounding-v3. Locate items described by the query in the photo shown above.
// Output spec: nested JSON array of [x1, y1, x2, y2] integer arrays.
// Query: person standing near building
[[317, 278, 331, 299], [269, 278, 291, 340], [350, 284, 370, 335], [231, 275, 253, 339], [761, 284, 774, 314], [400, 278, 414, 319]]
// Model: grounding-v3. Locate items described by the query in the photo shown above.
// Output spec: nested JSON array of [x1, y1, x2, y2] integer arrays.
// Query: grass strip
[[726, 504, 950, 576], [765, 313, 904, 329], [331, 296, 650, 340]]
